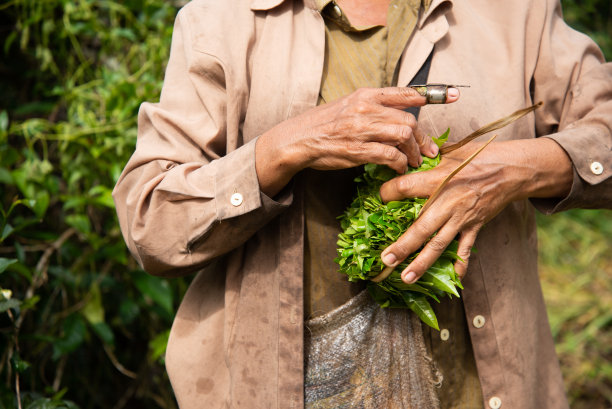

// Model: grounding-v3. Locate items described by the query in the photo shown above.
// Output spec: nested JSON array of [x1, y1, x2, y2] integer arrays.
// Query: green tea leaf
[[432, 128, 450, 147], [405, 294, 439, 330]]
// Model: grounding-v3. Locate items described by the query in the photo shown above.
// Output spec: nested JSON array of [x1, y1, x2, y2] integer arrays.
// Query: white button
[[440, 329, 450, 341], [473, 315, 486, 328], [488, 396, 502, 409], [590, 161, 604, 175], [230, 192, 243, 207], [332, 3, 342, 17]]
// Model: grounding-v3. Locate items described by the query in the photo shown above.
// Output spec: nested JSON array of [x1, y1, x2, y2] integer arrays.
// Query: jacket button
[[440, 328, 450, 341], [590, 161, 604, 175], [230, 192, 243, 207], [473, 315, 486, 328], [488, 396, 502, 408]]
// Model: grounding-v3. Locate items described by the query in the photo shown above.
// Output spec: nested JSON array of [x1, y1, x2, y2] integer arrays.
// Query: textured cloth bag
[[304, 290, 441, 408]]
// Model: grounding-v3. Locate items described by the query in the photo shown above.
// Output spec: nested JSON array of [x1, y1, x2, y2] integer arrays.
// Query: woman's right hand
[[255, 86, 459, 197]]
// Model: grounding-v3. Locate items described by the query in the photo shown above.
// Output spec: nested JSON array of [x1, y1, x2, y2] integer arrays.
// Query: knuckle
[[345, 140, 367, 158], [457, 245, 472, 260], [396, 176, 414, 196], [414, 132, 427, 147], [409, 258, 429, 274], [353, 100, 371, 115], [413, 218, 435, 238], [399, 87, 421, 99], [397, 124, 413, 143], [380, 178, 401, 202], [392, 239, 413, 259], [427, 237, 448, 253], [403, 112, 417, 128], [381, 145, 402, 162]]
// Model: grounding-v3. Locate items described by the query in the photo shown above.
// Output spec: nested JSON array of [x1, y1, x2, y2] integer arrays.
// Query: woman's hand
[[255, 86, 459, 197], [378, 137, 573, 284]]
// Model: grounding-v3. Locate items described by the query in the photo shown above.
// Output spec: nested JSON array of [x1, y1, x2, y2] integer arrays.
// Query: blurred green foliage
[[538, 209, 612, 408], [0, 1, 185, 408], [540, 2, 612, 408], [562, 0, 611, 59], [0, 0, 609, 408]]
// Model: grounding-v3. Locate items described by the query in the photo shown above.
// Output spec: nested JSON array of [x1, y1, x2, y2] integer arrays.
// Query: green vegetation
[[0, 1, 185, 407], [0, 0, 609, 408], [538, 209, 612, 408], [539, 2, 612, 407], [562, 0, 611, 60]]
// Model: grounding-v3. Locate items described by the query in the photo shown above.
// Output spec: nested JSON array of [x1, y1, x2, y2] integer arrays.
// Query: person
[[112, 0, 612, 407]]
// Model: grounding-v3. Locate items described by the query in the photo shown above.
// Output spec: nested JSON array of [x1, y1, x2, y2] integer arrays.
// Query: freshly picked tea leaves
[[335, 103, 542, 329], [335, 129, 462, 330]]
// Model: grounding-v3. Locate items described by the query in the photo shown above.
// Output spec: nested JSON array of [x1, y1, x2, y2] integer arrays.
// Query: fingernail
[[447, 87, 459, 100], [429, 140, 439, 156], [382, 252, 397, 266], [402, 271, 417, 284]]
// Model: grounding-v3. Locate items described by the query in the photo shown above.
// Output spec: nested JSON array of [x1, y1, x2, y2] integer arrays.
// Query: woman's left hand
[[378, 138, 572, 284]]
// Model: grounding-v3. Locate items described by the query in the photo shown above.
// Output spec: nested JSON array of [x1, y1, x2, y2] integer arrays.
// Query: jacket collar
[[250, 0, 285, 11], [419, 0, 452, 28]]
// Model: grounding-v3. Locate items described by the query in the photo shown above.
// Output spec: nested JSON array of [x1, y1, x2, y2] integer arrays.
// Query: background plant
[[0, 1, 186, 408], [0, 0, 609, 408], [536, 2, 612, 408]]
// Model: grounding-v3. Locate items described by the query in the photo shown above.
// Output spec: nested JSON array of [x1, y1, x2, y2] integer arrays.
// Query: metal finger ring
[[409, 84, 469, 104]]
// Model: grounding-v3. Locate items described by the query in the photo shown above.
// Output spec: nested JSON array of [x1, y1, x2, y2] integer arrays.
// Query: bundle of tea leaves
[[335, 129, 462, 330]]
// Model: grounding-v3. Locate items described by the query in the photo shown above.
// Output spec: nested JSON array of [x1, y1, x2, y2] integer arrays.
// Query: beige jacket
[[113, 0, 612, 407]]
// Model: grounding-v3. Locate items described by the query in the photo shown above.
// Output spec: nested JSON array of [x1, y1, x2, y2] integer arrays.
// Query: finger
[[380, 209, 448, 270], [350, 115, 422, 168], [393, 111, 424, 168], [362, 143, 408, 174], [410, 86, 461, 104], [454, 227, 479, 279], [385, 109, 438, 160], [399, 222, 459, 284], [445, 87, 460, 103], [396, 130, 422, 168], [379, 171, 438, 202], [362, 86, 460, 109], [414, 126, 439, 158]]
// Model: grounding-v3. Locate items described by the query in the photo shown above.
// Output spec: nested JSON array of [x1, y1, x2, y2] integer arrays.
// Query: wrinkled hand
[[256, 87, 459, 197], [296, 87, 443, 172], [378, 138, 572, 284]]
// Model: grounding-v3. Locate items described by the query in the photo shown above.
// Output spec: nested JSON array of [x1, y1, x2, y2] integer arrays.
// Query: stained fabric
[[305, 290, 440, 408]]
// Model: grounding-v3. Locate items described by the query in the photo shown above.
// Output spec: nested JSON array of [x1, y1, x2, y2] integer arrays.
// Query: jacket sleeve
[[530, 0, 612, 213], [112, 8, 291, 277]]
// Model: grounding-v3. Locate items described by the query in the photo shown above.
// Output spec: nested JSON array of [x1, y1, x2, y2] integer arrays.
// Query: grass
[[538, 209, 612, 408]]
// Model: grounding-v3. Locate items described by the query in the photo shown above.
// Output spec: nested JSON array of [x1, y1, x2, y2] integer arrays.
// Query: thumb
[[379, 171, 439, 202]]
